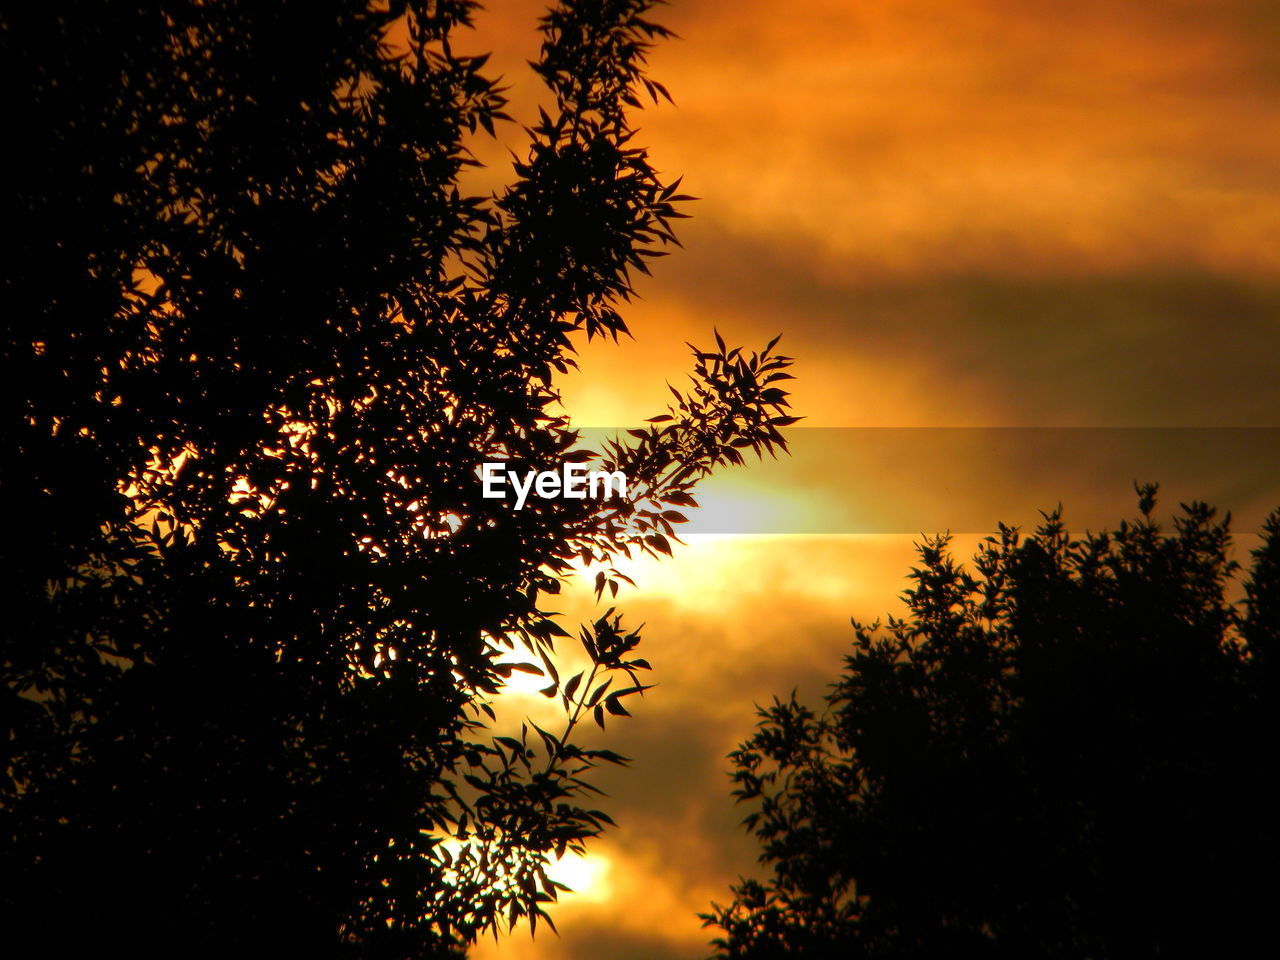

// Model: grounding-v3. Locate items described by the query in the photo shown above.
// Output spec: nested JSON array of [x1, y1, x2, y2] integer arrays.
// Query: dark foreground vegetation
[[1, 2, 792, 955], [710, 489, 1280, 960]]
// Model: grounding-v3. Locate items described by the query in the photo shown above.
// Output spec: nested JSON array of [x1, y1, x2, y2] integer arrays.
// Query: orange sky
[[466, 2, 1280, 957]]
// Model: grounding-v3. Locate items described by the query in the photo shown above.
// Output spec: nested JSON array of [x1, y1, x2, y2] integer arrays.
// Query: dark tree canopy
[[0, 1, 794, 955], [707, 489, 1280, 960]]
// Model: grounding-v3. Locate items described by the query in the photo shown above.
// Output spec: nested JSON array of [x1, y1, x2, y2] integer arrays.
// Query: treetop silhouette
[[707, 488, 1280, 959]]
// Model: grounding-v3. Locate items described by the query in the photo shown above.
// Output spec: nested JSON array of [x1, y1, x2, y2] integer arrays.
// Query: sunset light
[[9, 1, 1279, 958], [546, 853, 613, 904]]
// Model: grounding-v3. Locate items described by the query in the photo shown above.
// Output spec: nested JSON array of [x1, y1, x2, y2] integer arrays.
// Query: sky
[[464, 2, 1280, 957]]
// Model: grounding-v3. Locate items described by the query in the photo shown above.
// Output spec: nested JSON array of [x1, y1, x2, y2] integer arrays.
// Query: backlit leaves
[[2, 0, 796, 955]]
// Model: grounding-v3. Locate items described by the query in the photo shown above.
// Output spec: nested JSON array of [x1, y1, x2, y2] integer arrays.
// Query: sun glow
[[546, 852, 612, 903]]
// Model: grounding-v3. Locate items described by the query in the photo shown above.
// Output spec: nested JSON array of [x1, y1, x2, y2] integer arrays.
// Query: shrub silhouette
[[0, 2, 794, 955], [707, 488, 1280, 960]]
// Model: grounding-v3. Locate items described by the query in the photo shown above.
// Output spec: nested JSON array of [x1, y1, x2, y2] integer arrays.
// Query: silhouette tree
[[0, 2, 795, 956], [706, 488, 1280, 960]]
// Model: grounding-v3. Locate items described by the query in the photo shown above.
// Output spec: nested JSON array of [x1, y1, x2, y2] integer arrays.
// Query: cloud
[[467, 1, 1280, 957], [639, 0, 1280, 279], [573, 227, 1280, 429]]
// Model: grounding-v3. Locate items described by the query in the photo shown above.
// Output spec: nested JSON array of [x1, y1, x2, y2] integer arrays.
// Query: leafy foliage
[[0, 1, 793, 955], [706, 487, 1280, 959]]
